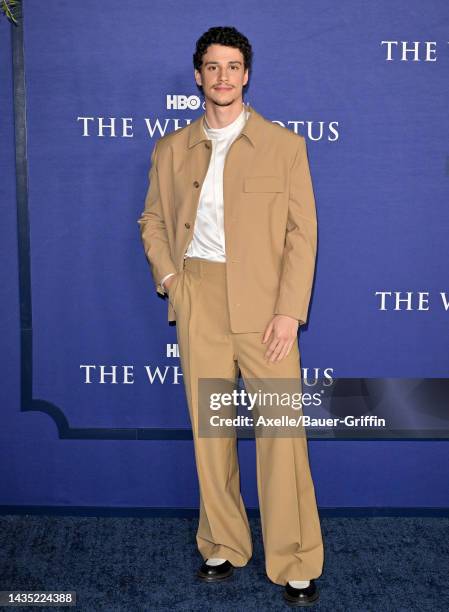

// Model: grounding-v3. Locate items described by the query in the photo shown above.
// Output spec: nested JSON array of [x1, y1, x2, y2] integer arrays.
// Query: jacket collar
[[187, 102, 261, 149]]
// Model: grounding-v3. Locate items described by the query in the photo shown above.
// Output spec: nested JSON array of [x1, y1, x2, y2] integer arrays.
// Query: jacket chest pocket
[[243, 176, 284, 193]]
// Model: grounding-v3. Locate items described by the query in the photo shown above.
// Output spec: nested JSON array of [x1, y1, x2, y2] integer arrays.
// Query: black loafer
[[283, 579, 319, 606], [197, 559, 234, 582]]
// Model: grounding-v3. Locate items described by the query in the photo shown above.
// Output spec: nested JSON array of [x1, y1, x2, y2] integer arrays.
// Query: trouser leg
[[172, 257, 252, 567], [234, 331, 324, 585]]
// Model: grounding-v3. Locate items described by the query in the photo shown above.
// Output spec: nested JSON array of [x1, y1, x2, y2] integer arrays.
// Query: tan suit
[[137, 104, 324, 585], [137, 103, 317, 332]]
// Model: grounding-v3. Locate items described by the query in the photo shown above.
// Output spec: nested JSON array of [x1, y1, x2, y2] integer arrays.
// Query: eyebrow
[[204, 60, 243, 66]]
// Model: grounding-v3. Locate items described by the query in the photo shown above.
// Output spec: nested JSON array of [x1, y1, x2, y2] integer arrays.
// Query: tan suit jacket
[[137, 103, 317, 333]]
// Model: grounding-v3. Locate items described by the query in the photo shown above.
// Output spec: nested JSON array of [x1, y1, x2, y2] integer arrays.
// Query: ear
[[243, 67, 249, 86], [194, 68, 202, 88]]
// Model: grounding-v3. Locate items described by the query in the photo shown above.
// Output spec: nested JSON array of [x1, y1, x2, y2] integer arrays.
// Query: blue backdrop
[[1, 0, 448, 510]]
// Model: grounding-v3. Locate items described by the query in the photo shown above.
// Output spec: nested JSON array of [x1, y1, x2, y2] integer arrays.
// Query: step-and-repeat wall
[[1, 0, 448, 509]]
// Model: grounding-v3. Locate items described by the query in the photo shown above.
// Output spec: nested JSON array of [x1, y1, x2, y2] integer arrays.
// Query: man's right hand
[[164, 273, 177, 293]]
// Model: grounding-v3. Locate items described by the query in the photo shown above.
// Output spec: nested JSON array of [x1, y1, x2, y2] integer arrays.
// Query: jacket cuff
[[273, 307, 306, 326]]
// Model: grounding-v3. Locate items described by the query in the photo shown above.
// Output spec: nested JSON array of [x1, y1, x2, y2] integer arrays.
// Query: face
[[195, 43, 249, 108]]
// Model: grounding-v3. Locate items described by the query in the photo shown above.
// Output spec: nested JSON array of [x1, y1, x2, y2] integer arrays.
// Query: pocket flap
[[244, 176, 284, 193]]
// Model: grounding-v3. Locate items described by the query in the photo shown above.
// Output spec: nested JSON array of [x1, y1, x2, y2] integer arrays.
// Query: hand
[[164, 274, 178, 293], [262, 315, 299, 363]]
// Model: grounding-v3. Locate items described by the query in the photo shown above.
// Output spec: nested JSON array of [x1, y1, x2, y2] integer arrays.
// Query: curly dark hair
[[193, 26, 253, 94]]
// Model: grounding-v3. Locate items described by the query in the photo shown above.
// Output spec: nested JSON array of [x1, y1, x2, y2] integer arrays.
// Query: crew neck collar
[[203, 103, 249, 139], [189, 102, 260, 149]]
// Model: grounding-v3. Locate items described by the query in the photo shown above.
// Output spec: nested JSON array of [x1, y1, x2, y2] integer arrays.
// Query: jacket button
[[205, 142, 211, 149], [185, 222, 191, 229], [193, 181, 200, 188]]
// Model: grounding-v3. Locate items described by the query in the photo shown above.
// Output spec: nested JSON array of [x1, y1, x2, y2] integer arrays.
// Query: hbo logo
[[166, 95, 202, 110]]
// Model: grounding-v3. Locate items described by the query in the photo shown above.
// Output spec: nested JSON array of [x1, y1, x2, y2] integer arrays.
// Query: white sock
[[206, 557, 227, 566], [288, 580, 310, 589]]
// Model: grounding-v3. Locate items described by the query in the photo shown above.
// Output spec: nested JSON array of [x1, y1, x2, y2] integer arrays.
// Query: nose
[[218, 66, 231, 81]]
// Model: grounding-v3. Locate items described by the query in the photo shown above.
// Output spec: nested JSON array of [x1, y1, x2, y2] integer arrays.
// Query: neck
[[204, 99, 245, 129]]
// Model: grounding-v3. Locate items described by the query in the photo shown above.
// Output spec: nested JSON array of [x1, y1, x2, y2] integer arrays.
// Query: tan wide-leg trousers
[[168, 256, 324, 585]]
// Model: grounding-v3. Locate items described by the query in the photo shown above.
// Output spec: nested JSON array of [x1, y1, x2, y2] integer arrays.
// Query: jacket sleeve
[[137, 140, 177, 296], [274, 137, 318, 326]]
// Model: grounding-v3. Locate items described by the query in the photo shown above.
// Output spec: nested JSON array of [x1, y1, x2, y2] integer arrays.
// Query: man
[[138, 26, 324, 606]]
